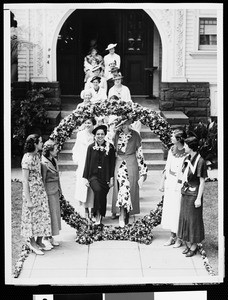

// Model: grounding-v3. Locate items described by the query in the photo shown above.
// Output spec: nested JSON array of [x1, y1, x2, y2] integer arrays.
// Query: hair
[[109, 95, 119, 101], [184, 136, 199, 152], [82, 89, 92, 99], [84, 117, 96, 126], [173, 128, 187, 145], [24, 134, 41, 153], [42, 139, 56, 158]]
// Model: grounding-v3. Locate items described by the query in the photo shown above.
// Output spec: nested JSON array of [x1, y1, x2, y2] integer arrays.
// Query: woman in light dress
[[85, 65, 107, 94], [21, 134, 52, 255], [72, 118, 96, 218], [159, 129, 187, 247]]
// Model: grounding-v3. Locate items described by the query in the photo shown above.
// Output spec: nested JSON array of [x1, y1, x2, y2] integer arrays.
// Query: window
[[199, 18, 217, 50]]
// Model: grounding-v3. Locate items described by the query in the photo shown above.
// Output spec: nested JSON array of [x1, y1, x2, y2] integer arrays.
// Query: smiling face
[[92, 79, 100, 88], [109, 47, 115, 54], [95, 129, 106, 144], [171, 132, 178, 144], [84, 119, 94, 132]]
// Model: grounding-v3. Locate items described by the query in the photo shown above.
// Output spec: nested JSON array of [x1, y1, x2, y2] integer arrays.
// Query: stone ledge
[[46, 110, 61, 125], [161, 111, 189, 126]]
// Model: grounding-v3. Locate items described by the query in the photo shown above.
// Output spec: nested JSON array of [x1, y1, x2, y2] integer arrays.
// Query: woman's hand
[[194, 198, 201, 208], [27, 200, 35, 210], [159, 187, 164, 192], [109, 177, 114, 188], [85, 180, 90, 187]]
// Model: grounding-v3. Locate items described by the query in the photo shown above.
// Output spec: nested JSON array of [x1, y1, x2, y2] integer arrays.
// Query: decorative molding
[[174, 9, 186, 77], [189, 51, 217, 58], [155, 9, 174, 44]]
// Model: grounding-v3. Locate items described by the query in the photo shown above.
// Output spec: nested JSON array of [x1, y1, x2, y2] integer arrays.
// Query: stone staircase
[[58, 96, 167, 171]]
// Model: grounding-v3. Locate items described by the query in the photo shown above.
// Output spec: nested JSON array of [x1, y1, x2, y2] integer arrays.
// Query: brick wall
[[160, 82, 210, 125]]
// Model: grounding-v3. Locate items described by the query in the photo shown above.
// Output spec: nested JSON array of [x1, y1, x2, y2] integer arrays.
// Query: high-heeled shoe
[[164, 237, 176, 246], [182, 247, 190, 254], [185, 247, 197, 257], [173, 239, 182, 248], [30, 244, 44, 255]]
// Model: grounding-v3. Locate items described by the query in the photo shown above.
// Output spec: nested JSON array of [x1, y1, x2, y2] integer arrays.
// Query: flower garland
[[12, 99, 216, 278], [93, 140, 111, 156]]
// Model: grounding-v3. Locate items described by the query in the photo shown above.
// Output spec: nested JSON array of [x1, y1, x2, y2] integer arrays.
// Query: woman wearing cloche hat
[[104, 43, 121, 81], [83, 124, 116, 225]]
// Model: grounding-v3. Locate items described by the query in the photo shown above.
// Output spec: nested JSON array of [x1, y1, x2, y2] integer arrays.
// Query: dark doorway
[[57, 9, 154, 96]]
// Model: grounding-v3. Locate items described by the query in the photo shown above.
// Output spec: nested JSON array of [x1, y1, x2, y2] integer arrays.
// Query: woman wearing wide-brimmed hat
[[104, 43, 121, 81], [111, 118, 148, 227], [108, 73, 132, 102], [85, 64, 107, 94], [83, 125, 116, 225]]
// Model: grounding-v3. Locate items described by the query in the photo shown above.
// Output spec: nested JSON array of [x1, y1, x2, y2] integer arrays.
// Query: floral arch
[[49, 98, 172, 245]]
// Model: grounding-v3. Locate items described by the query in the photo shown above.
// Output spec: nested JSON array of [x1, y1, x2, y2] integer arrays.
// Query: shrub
[[11, 85, 51, 155]]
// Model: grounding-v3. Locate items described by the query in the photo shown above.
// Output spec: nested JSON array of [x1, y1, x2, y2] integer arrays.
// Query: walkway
[[10, 168, 218, 285]]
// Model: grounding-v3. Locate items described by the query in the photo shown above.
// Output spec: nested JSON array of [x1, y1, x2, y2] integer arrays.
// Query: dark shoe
[[182, 247, 190, 254], [185, 248, 197, 257]]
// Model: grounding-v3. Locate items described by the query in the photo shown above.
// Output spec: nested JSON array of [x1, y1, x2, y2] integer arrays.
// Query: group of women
[[72, 116, 148, 227], [21, 135, 62, 255], [159, 129, 207, 257], [20, 43, 208, 258]]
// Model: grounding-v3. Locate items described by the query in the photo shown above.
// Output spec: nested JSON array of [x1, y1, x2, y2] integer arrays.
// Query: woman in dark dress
[[177, 136, 208, 257], [83, 125, 116, 225]]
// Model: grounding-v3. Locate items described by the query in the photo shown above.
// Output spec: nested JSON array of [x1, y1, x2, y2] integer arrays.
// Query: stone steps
[[58, 96, 166, 171]]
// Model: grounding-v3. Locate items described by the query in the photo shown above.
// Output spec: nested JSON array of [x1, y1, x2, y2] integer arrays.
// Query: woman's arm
[[194, 177, 205, 208], [22, 169, 34, 209]]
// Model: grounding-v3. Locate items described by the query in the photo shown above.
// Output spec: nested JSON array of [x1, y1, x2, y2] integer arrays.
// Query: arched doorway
[[57, 9, 157, 96]]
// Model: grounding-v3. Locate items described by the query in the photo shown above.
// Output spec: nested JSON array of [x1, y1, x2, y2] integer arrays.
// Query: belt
[[169, 169, 177, 176]]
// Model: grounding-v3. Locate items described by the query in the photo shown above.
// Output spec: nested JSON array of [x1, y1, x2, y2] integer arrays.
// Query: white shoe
[[30, 244, 44, 255], [42, 240, 54, 249], [50, 238, 60, 246]]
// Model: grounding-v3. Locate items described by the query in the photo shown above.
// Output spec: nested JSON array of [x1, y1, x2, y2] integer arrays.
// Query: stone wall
[[159, 82, 210, 125]]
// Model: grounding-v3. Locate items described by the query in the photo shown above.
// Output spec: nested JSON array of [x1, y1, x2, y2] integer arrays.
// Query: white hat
[[92, 65, 102, 72], [106, 43, 117, 51]]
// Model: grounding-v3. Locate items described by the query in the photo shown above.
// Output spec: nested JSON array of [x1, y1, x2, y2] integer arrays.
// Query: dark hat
[[92, 124, 107, 135], [91, 76, 101, 83], [110, 66, 119, 73]]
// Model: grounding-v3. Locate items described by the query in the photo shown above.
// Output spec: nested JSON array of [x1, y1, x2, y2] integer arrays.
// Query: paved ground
[[10, 168, 218, 285]]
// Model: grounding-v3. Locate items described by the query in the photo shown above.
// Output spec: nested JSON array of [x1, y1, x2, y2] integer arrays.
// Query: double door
[[57, 9, 154, 96]]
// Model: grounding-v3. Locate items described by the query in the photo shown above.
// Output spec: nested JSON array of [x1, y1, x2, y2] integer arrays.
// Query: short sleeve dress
[[177, 154, 208, 243], [21, 153, 52, 238]]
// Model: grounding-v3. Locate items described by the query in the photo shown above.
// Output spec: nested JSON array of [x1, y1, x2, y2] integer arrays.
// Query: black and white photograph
[[4, 2, 224, 286]]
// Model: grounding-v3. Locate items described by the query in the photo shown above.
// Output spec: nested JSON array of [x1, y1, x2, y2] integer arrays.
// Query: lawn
[[10, 179, 219, 276]]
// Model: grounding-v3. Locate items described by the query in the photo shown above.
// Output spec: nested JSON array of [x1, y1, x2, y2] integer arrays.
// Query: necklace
[[171, 145, 186, 157]]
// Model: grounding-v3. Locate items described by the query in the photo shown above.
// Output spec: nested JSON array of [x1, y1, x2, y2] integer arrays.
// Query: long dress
[[161, 145, 187, 233], [72, 129, 95, 213], [112, 129, 148, 215], [21, 153, 52, 238], [41, 156, 62, 236], [177, 153, 208, 243], [83, 141, 116, 217]]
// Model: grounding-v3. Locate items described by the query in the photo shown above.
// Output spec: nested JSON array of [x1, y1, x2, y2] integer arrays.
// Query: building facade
[[9, 4, 221, 124]]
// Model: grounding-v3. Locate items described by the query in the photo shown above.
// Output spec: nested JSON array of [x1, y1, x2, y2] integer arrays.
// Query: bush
[[11, 85, 51, 155], [186, 118, 218, 168]]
